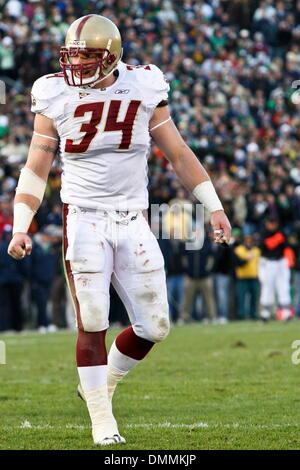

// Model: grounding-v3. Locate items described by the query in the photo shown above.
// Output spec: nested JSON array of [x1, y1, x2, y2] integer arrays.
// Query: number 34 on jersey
[[65, 99, 141, 153]]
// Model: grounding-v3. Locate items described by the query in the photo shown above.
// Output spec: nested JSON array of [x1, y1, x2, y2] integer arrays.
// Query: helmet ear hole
[[107, 54, 116, 65]]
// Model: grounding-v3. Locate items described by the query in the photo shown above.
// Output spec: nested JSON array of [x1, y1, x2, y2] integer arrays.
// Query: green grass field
[[0, 320, 300, 450]]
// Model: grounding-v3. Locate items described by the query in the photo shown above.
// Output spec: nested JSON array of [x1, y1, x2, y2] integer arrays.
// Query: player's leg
[[63, 205, 125, 445], [107, 213, 170, 401]]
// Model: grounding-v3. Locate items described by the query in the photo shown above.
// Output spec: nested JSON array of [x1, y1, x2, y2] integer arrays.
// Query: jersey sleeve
[[31, 75, 64, 120]]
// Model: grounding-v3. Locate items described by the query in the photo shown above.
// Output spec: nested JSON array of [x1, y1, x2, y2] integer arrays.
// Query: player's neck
[[93, 73, 117, 89]]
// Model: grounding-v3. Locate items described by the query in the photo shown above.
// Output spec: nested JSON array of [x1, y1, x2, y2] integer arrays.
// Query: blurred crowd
[[1, 0, 300, 332]]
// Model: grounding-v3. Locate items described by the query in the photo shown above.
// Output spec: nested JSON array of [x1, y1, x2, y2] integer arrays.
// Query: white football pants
[[258, 257, 291, 307], [63, 205, 170, 342]]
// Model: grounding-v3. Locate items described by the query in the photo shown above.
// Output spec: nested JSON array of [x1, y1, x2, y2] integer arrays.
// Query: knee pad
[[130, 271, 170, 342], [146, 316, 170, 342], [76, 289, 109, 332], [134, 301, 170, 343]]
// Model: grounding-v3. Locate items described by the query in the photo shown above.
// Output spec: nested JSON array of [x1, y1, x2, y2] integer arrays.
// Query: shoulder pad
[[125, 63, 169, 108], [31, 73, 65, 100], [132, 64, 169, 92], [31, 73, 66, 115]]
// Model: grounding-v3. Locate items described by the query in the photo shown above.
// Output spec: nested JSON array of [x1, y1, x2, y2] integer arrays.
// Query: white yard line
[[3, 421, 299, 431], [126, 422, 300, 429]]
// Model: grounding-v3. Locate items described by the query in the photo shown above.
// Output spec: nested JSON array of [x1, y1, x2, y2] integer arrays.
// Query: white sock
[[77, 365, 107, 391], [107, 341, 140, 401], [77, 365, 125, 443], [84, 384, 120, 443]]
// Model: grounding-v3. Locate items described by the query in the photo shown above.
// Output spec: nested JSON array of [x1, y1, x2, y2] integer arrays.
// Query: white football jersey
[[31, 62, 169, 210]]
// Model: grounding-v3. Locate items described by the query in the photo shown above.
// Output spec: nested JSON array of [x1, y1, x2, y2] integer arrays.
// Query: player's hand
[[7, 233, 32, 260], [210, 210, 231, 244]]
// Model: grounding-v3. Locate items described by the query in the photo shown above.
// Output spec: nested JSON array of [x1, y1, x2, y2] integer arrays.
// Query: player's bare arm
[[150, 105, 231, 243], [8, 113, 58, 260]]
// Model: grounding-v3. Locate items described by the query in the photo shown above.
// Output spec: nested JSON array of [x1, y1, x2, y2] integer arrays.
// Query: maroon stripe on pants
[[75, 15, 93, 41], [62, 203, 83, 330]]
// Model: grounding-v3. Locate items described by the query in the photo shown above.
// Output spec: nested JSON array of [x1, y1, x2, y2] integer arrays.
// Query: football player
[[8, 15, 231, 445]]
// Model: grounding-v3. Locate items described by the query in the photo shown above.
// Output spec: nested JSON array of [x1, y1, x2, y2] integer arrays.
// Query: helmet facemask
[[59, 47, 119, 87]]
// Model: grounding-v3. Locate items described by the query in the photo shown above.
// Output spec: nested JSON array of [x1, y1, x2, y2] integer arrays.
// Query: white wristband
[[13, 202, 36, 235], [192, 180, 223, 213], [16, 167, 46, 202]]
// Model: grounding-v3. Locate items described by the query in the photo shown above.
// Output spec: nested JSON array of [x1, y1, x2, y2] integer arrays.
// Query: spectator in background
[[1, 135, 29, 165], [45, 224, 66, 329], [0, 224, 29, 331], [161, 189, 193, 242], [159, 191, 192, 324], [234, 234, 261, 320], [159, 228, 186, 324], [213, 227, 242, 322], [0, 194, 13, 236], [0, 36, 16, 80], [45, 203, 63, 226], [29, 226, 58, 333], [180, 230, 217, 324]]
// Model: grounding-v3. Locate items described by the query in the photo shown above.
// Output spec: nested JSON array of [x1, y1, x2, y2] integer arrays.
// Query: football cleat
[[91, 419, 126, 446], [78, 385, 126, 446], [95, 433, 126, 446]]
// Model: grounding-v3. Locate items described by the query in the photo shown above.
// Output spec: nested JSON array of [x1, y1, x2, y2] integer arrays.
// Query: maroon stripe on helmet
[[63, 204, 83, 330], [75, 15, 93, 41]]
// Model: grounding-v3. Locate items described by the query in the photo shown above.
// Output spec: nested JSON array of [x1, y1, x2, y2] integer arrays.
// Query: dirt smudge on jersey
[[77, 276, 90, 287], [134, 249, 146, 256]]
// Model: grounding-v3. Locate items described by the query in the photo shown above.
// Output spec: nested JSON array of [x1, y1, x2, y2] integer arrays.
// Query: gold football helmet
[[60, 14, 122, 87]]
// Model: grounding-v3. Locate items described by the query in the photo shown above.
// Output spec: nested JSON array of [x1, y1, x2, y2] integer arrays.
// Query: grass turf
[[0, 320, 300, 450]]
